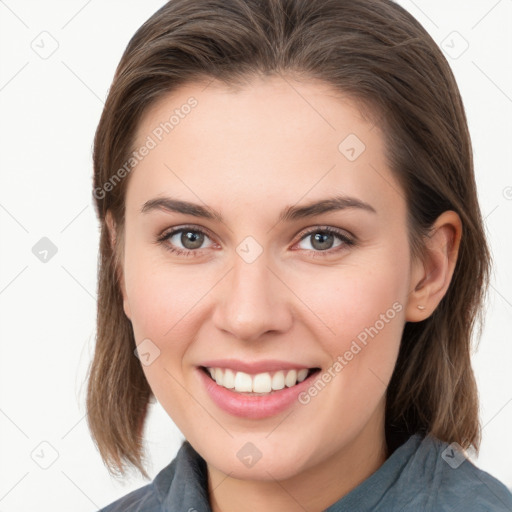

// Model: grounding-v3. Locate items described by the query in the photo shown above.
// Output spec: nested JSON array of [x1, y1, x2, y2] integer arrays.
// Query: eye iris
[[311, 232, 334, 250], [181, 230, 204, 249]]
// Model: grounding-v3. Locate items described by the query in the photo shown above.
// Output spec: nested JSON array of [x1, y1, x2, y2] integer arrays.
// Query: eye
[[295, 226, 355, 254], [156, 226, 216, 256], [156, 225, 356, 258]]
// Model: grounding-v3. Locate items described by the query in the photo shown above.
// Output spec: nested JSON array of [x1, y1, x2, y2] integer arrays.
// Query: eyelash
[[155, 225, 356, 258]]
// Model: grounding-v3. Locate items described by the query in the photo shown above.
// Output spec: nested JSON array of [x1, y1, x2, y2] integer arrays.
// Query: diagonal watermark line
[[0, 408, 29, 438], [471, 0, 503, 30], [482, 396, 512, 431], [163, 367, 234, 438], [265, 470, 309, 511], [61, 265, 97, 301], [368, 162, 406, 203], [200, 77, 216, 93], [61, 413, 86, 440], [368, 100, 390, 135], [61, 399, 103, 441], [0, 202, 29, 232], [0, 0, 29, 28], [484, 204, 499, 221], [61, 471, 99, 509], [209, 469, 234, 492], [280, 73, 336, 131], [61, 0, 94, 29], [406, 0, 439, 29], [265, 265, 336, 335], [61, 204, 89, 233], [164, 267, 234, 337], [265, 409, 295, 438], [61, 61, 104, 104], [368, 162, 404, 199], [0, 472, 29, 503], [0, 61, 29, 92], [472, 61, 512, 104], [0, 265, 28, 296], [489, 283, 512, 310], [368, 366, 387, 386]]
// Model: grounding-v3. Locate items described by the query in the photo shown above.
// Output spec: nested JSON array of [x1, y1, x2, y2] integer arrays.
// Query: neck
[[207, 404, 388, 512]]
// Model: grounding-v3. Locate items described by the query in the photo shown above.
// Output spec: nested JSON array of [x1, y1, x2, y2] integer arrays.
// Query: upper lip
[[199, 359, 317, 374]]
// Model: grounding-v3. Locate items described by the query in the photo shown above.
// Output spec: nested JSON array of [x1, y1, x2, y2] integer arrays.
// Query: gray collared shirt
[[98, 433, 512, 511]]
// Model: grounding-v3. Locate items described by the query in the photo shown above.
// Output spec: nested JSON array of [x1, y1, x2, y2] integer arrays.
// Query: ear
[[105, 210, 132, 320], [405, 210, 462, 322]]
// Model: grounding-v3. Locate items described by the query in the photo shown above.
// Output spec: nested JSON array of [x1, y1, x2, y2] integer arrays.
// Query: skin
[[107, 75, 462, 512]]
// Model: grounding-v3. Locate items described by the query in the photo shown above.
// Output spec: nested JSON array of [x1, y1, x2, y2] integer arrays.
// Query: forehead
[[127, 76, 405, 222]]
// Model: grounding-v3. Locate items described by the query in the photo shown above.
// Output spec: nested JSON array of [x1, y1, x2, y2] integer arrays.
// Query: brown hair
[[86, 0, 491, 478]]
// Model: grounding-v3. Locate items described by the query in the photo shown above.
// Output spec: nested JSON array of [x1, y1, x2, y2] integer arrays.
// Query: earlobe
[[105, 211, 132, 321], [405, 211, 462, 322]]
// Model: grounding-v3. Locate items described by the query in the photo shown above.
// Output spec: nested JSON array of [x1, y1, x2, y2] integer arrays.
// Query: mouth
[[200, 366, 321, 396]]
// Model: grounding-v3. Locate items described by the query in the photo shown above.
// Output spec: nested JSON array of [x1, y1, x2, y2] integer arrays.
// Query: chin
[[196, 436, 317, 482]]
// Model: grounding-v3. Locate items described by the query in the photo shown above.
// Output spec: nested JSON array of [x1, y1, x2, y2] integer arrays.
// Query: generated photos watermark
[[298, 301, 403, 405], [94, 96, 198, 200]]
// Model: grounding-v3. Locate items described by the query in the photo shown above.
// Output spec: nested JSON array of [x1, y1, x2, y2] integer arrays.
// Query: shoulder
[[435, 444, 512, 511], [97, 440, 210, 512], [397, 434, 512, 511], [98, 456, 178, 512]]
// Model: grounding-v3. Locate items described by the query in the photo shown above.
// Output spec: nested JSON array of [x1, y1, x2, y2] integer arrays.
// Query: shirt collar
[[154, 434, 424, 511], [157, 440, 212, 512]]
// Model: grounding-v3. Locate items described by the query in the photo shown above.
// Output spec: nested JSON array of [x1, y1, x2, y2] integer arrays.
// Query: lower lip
[[197, 367, 319, 419]]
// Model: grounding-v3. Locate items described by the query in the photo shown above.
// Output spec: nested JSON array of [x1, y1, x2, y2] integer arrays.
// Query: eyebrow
[[140, 195, 377, 222]]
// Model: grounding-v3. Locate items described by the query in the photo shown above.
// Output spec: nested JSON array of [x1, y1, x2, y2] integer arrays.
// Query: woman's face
[[118, 76, 420, 481]]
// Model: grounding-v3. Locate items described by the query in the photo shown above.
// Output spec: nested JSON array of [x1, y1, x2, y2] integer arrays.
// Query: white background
[[0, 1, 511, 510]]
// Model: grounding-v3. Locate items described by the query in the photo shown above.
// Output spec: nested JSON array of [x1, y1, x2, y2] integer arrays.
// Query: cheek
[[123, 255, 204, 421], [122, 249, 217, 409], [122, 232, 207, 342], [287, 250, 408, 418], [289, 264, 406, 440], [291, 260, 407, 354]]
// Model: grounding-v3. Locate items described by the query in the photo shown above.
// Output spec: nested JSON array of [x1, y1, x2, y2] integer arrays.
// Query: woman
[[86, 0, 512, 510]]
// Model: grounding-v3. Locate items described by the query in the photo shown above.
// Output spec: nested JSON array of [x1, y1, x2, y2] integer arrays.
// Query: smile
[[198, 363, 321, 419], [203, 367, 316, 394]]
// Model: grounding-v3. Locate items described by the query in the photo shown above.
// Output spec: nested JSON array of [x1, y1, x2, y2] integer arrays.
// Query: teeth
[[253, 373, 272, 393], [271, 371, 285, 390], [297, 368, 308, 382], [285, 369, 297, 387], [223, 368, 235, 389], [234, 371, 252, 392], [206, 367, 311, 393]]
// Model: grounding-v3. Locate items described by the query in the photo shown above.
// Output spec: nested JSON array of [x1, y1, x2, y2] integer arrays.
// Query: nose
[[212, 251, 293, 342]]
